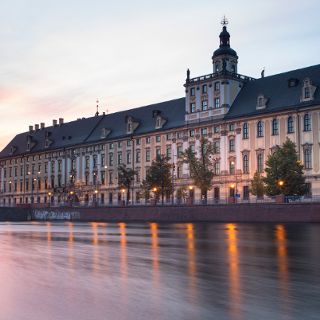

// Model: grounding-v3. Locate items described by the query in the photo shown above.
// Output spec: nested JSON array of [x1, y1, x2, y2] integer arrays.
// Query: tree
[[143, 155, 172, 204], [182, 137, 215, 203], [250, 171, 265, 198], [139, 180, 151, 204], [118, 164, 137, 204], [263, 139, 307, 196], [176, 186, 188, 204]]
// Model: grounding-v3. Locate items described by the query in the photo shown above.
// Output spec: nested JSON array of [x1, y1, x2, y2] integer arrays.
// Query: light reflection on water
[[0, 222, 319, 320]]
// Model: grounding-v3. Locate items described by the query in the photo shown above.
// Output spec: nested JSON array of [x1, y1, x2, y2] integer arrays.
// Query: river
[[0, 222, 319, 320]]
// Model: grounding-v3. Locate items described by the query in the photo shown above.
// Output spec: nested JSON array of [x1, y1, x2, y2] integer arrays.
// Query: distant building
[[0, 21, 319, 206]]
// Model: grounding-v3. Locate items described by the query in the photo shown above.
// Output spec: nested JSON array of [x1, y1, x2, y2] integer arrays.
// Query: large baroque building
[[0, 22, 319, 206]]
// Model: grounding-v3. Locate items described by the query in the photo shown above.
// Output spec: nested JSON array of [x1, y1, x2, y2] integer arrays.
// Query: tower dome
[[212, 18, 238, 74], [212, 26, 238, 59]]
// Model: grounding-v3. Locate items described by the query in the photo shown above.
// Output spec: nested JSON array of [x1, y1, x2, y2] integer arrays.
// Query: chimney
[[40, 122, 45, 129], [29, 125, 33, 132], [59, 118, 64, 125], [53, 119, 57, 126], [35, 124, 39, 131]]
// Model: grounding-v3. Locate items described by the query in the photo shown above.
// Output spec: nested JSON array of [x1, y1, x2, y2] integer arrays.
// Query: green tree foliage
[[176, 186, 188, 203], [182, 137, 215, 202], [143, 155, 173, 204], [264, 139, 307, 196], [118, 164, 137, 204], [139, 180, 151, 202], [250, 171, 265, 198]]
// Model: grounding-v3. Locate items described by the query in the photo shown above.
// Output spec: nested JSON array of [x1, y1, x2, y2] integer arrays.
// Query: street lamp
[[230, 183, 236, 203], [48, 191, 52, 207], [120, 188, 125, 206], [278, 180, 284, 187]]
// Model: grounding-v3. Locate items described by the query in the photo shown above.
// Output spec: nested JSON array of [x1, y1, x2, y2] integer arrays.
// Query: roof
[[225, 64, 320, 119], [0, 98, 185, 159]]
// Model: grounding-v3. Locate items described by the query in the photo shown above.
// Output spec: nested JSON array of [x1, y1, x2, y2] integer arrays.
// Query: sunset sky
[[0, 0, 319, 149]]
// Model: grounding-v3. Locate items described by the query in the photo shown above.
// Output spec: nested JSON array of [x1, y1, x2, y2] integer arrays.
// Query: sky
[[0, 0, 319, 150]]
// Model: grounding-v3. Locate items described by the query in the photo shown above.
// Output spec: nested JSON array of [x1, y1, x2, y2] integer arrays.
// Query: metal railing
[[1, 195, 319, 208]]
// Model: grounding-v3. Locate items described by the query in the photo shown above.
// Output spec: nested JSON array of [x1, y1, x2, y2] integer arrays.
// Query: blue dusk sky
[[0, 0, 319, 149]]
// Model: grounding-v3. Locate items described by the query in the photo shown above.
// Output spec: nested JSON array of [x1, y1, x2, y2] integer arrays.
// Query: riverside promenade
[[1, 203, 320, 222]]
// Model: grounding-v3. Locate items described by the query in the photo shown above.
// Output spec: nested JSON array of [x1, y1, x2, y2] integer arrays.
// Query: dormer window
[[126, 116, 139, 134], [301, 78, 317, 102], [156, 117, 162, 128], [256, 94, 268, 110], [215, 63, 220, 72], [154, 113, 166, 129], [304, 87, 310, 99]]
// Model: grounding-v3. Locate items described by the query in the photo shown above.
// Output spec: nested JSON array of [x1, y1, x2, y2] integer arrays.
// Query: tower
[[212, 17, 238, 74], [184, 18, 253, 124]]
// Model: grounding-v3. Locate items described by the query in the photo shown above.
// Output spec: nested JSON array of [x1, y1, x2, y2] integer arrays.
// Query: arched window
[[229, 138, 235, 152], [243, 154, 249, 174], [243, 122, 249, 139], [214, 162, 220, 175], [272, 119, 278, 135], [257, 121, 264, 137], [304, 148, 312, 169], [304, 114, 311, 131], [229, 160, 235, 175], [257, 153, 264, 173], [287, 116, 294, 133]]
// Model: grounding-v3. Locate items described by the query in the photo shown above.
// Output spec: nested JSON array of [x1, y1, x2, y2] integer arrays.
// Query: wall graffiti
[[33, 209, 80, 221]]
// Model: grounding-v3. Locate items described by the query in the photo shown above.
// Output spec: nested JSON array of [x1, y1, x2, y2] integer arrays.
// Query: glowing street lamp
[[278, 180, 284, 187]]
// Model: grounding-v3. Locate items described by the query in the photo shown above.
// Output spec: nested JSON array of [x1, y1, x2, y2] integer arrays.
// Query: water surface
[[0, 222, 319, 320]]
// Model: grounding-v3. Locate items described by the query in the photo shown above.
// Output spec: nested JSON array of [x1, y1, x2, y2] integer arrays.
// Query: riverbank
[[1, 203, 320, 222]]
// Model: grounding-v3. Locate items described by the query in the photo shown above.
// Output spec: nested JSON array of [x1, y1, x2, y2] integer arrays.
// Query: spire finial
[[221, 15, 229, 27], [95, 99, 100, 116]]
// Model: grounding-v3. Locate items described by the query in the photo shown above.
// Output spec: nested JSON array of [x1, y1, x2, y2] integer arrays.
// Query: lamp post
[[188, 185, 194, 205], [131, 135, 135, 205], [121, 188, 125, 206], [48, 191, 52, 207], [230, 183, 236, 204], [278, 180, 285, 203], [172, 163, 175, 205]]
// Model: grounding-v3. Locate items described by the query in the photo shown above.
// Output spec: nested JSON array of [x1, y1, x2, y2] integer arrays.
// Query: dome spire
[[219, 15, 230, 48]]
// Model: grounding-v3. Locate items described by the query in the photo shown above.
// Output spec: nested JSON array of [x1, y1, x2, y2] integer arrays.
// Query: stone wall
[[0, 207, 31, 221], [38, 203, 320, 222], [1, 203, 320, 223]]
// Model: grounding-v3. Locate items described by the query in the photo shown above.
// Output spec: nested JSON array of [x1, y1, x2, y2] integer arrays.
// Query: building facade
[[0, 23, 319, 206]]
